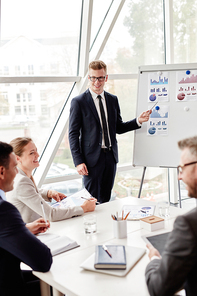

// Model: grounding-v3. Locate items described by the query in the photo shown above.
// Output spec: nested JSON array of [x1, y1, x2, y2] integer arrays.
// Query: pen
[[81, 196, 100, 205], [111, 214, 117, 220], [102, 244, 112, 258], [41, 201, 47, 223]]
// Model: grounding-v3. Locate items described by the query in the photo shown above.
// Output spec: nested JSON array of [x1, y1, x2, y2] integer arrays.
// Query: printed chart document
[[80, 245, 146, 277], [52, 188, 93, 209], [121, 205, 155, 220], [37, 232, 79, 256]]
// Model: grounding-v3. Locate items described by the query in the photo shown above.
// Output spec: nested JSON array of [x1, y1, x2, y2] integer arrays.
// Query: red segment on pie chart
[[177, 92, 185, 100]]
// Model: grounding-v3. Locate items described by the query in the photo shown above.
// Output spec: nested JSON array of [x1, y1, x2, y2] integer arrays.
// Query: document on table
[[52, 188, 93, 209], [37, 232, 80, 256], [121, 205, 155, 220]]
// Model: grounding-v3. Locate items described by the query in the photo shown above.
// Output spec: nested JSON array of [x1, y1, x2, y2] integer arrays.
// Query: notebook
[[37, 232, 80, 256], [94, 245, 126, 269], [80, 245, 146, 277]]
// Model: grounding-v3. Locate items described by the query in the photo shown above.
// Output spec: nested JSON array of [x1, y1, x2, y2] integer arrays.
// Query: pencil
[[124, 211, 131, 220]]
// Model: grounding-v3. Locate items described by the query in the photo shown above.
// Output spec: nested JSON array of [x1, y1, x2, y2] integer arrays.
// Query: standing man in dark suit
[[69, 60, 151, 203], [0, 141, 52, 296], [145, 136, 197, 296]]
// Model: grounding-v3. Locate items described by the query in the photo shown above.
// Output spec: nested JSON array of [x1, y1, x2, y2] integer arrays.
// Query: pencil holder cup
[[113, 220, 127, 239]]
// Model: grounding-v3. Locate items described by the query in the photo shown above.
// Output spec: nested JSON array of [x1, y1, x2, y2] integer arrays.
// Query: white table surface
[[33, 196, 187, 296]]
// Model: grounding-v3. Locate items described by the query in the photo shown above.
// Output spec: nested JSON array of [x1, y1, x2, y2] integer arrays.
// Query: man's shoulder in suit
[[178, 206, 197, 232], [72, 89, 90, 101], [104, 90, 117, 100]]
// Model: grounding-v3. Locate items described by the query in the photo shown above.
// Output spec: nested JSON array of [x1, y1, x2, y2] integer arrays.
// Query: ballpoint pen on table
[[41, 201, 47, 223], [102, 244, 112, 258], [81, 196, 100, 205]]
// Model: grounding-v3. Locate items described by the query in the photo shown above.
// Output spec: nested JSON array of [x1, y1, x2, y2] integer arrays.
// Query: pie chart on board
[[148, 127, 156, 135], [177, 93, 185, 100], [149, 94, 156, 101]]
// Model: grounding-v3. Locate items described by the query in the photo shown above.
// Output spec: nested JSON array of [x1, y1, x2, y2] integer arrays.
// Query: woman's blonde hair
[[10, 137, 32, 156]]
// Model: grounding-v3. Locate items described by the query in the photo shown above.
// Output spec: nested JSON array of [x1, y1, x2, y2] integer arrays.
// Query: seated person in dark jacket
[[0, 141, 52, 296], [145, 136, 197, 296]]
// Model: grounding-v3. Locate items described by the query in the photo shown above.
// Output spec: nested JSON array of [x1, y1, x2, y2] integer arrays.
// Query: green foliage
[[116, 0, 164, 73], [173, 0, 197, 62]]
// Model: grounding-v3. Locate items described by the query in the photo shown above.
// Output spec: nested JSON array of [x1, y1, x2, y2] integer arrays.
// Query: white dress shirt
[[0, 189, 6, 200], [89, 89, 112, 148], [89, 88, 141, 147]]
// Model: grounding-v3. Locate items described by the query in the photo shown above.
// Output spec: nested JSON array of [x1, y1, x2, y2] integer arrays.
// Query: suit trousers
[[83, 149, 116, 203]]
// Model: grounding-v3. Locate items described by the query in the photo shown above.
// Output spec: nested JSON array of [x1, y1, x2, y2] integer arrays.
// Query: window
[[1, 0, 82, 76], [28, 65, 34, 75], [29, 105, 35, 115], [15, 106, 21, 115], [173, 0, 197, 63], [16, 94, 20, 102], [100, 0, 164, 73], [28, 93, 32, 101], [4, 66, 9, 75], [40, 90, 47, 101], [15, 66, 20, 75], [23, 106, 27, 114], [41, 105, 49, 115]]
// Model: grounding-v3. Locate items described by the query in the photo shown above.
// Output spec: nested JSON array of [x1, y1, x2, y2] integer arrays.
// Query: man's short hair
[[89, 60, 107, 73], [0, 142, 13, 169], [178, 136, 197, 157]]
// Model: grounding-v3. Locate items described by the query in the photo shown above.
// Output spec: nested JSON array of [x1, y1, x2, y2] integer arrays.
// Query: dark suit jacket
[[69, 89, 140, 168], [145, 207, 197, 296], [0, 197, 52, 296]]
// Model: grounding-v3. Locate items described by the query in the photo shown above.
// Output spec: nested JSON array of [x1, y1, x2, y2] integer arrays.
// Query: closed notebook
[[94, 245, 126, 269]]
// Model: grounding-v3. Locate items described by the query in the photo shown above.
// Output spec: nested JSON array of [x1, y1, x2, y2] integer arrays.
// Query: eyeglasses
[[89, 76, 106, 82], [177, 161, 197, 173]]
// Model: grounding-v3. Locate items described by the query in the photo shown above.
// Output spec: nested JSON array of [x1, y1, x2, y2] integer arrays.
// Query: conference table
[[33, 196, 187, 296]]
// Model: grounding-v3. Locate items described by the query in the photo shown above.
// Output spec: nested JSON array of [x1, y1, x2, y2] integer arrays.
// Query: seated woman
[[7, 137, 96, 223]]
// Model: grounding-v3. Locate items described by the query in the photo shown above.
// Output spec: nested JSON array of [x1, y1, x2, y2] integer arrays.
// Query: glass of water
[[83, 214, 97, 234], [158, 201, 170, 218]]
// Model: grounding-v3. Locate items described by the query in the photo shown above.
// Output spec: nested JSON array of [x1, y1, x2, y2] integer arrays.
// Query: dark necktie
[[97, 95, 110, 148]]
